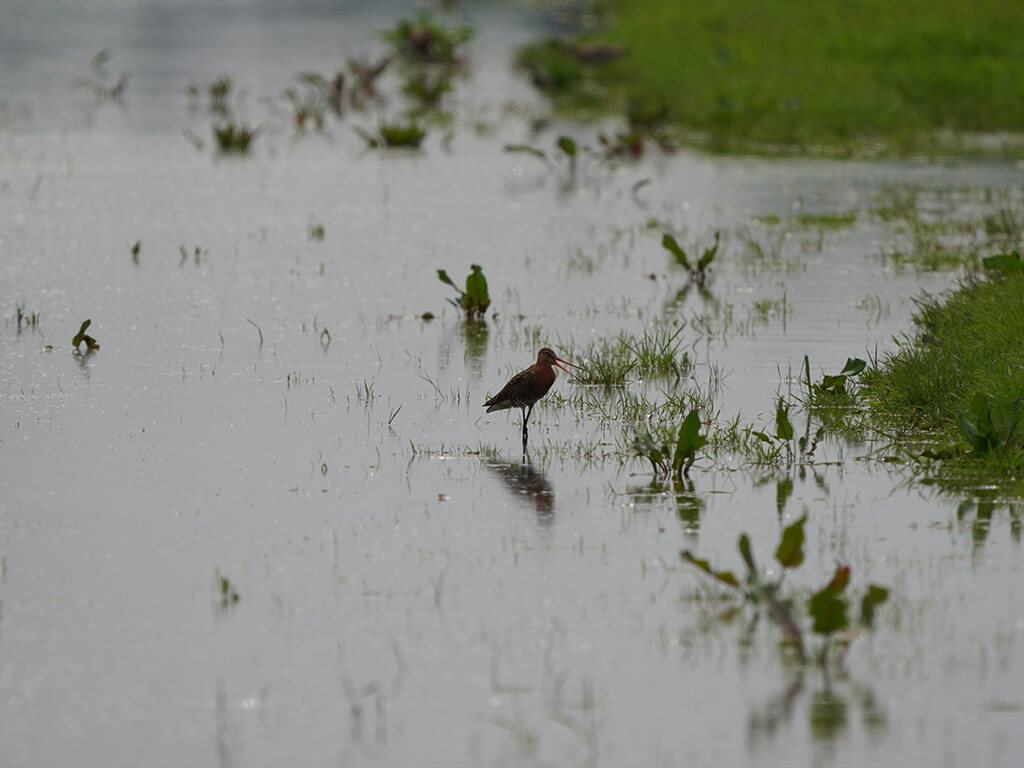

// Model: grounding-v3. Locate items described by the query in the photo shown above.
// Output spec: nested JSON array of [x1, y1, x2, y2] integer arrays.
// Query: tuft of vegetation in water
[[15, 303, 40, 331], [356, 121, 426, 149], [76, 48, 129, 102], [662, 231, 719, 288], [308, 216, 325, 241], [214, 568, 240, 611], [861, 261, 1024, 488], [682, 513, 890, 666], [187, 75, 235, 114], [72, 319, 100, 352], [380, 13, 473, 67], [213, 121, 260, 155], [632, 409, 707, 480], [437, 264, 490, 320]]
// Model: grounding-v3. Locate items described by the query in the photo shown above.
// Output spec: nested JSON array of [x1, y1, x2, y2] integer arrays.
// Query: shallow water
[[2, 1, 1023, 766]]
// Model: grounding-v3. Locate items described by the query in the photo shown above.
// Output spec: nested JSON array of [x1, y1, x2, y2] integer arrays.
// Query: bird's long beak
[[552, 355, 580, 374]]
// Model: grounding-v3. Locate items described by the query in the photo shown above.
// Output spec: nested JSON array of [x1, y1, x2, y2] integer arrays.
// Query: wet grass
[[519, 1, 1024, 156], [861, 269, 1024, 489]]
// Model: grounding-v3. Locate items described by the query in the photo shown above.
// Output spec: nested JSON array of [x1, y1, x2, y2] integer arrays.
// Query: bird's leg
[[521, 404, 531, 448]]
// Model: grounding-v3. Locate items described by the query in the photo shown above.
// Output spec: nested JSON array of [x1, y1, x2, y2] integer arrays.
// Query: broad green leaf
[[672, 409, 707, 474], [808, 585, 849, 635], [680, 551, 741, 589], [982, 251, 1024, 275], [859, 584, 890, 628], [465, 264, 490, 312], [775, 513, 807, 569], [838, 357, 867, 378], [775, 399, 794, 441], [661, 234, 690, 268]]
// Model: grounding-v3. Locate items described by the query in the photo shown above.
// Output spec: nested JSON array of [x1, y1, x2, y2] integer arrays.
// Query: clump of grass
[[213, 121, 260, 155], [627, 324, 689, 380], [794, 211, 858, 229], [862, 268, 1024, 486], [356, 121, 426, 149]]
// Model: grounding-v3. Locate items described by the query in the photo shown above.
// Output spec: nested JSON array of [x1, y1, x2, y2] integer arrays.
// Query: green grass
[[862, 272, 1024, 487], [523, 0, 1024, 155]]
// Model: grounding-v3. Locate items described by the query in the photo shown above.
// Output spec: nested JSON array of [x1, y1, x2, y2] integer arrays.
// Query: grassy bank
[[519, 0, 1024, 155], [861, 264, 1024, 489]]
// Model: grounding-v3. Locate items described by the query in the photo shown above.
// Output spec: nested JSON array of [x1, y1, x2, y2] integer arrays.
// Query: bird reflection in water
[[483, 456, 555, 521]]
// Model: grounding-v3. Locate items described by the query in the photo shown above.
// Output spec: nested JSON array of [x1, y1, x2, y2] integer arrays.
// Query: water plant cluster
[[181, 12, 474, 155]]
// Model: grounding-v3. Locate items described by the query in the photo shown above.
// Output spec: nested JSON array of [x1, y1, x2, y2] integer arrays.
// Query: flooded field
[[2, 1, 1023, 766]]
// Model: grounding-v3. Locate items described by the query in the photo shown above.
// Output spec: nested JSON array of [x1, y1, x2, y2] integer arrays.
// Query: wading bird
[[484, 348, 579, 449]]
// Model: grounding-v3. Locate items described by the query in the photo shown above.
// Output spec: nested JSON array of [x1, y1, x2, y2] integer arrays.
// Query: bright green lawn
[[538, 0, 1024, 153]]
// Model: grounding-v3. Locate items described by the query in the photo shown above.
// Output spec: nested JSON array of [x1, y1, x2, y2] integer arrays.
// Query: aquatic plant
[[214, 568, 240, 611], [437, 264, 490, 320], [662, 231, 719, 288], [15, 303, 39, 331], [130, 240, 141, 264], [213, 121, 260, 155], [982, 250, 1023, 276], [356, 121, 426, 149], [308, 216, 325, 241], [187, 75, 235, 114], [346, 55, 391, 107], [380, 14, 473, 67], [682, 514, 890, 666], [812, 356, 867, 400], [632, 409, 707, 480], [76, 48, 129, 101], [958, 393, 1022, 458], [72, 319, 99, 352]]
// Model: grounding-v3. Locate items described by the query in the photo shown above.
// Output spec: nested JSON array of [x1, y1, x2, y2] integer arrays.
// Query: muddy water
[[2, 1, 1023, 766]]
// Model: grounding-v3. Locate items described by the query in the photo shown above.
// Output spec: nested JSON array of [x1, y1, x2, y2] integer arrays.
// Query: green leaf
[[697, 231, 720, 270], [556, 135, 578, 158], [808, 584, 849, 636], [437, 269, 461, 292], [982, 251, 1024, 275], [661, 234, 689, 268], [775, 398, 794, 441], [672, 409, 707, 476], [838, 357, 867, 378], [681, 551, 741, 589], [858, 584, 890, 628], [465, 264, 490, 314], [775, 513, 807, 569]]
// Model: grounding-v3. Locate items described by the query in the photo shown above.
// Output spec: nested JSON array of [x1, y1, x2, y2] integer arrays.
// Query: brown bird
[[484, 348, 579, 448]]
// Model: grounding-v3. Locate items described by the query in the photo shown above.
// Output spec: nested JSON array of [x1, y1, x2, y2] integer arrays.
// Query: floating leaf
[[775, 513, 807, 569]]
